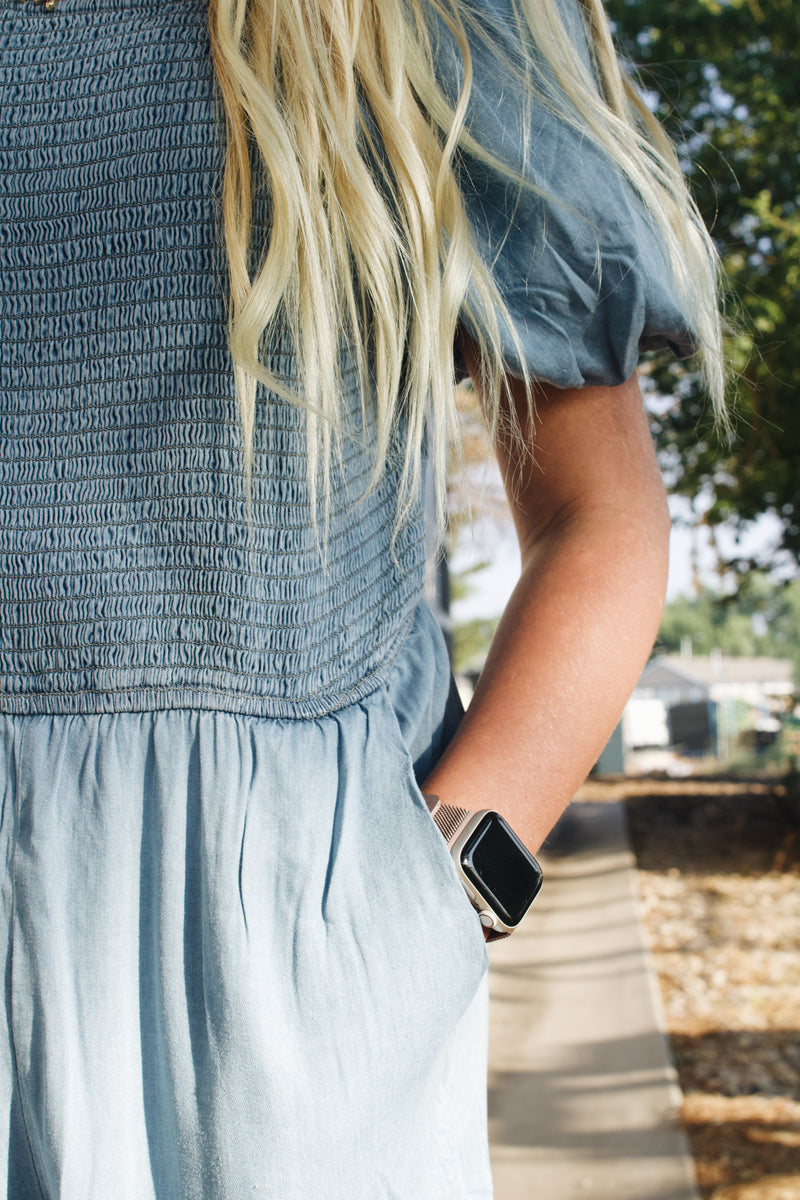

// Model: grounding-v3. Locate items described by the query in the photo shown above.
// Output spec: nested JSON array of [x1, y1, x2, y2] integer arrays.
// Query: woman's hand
[[421, 336, 670, 853]]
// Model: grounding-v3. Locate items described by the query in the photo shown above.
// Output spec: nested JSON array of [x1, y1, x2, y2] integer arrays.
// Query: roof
[[643, 655, 794, 687]]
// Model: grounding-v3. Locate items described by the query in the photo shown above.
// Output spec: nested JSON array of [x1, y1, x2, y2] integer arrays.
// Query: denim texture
[[0, 0, 692, 718], [0, 606, 491, 1198], [0, 0, 691, 1193], [0, 0, 425, 719], [439, 0, 696, 385]]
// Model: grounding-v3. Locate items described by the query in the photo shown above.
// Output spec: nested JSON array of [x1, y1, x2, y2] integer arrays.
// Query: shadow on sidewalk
[[488, 800, 699, 1200]]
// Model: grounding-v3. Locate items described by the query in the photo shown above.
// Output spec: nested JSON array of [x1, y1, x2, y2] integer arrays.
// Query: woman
[[0, 0, 722, 1195]]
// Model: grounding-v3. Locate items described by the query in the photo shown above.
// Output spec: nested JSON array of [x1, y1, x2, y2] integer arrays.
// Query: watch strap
[[423, 794, 511, 940], [425, 795, 473, 848]]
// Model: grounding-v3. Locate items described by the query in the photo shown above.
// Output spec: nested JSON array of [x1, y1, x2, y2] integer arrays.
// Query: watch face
[[460, 813, 543, 928]]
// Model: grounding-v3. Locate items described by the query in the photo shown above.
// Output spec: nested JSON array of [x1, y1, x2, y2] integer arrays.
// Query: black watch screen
[[459, 812, 543, 928]]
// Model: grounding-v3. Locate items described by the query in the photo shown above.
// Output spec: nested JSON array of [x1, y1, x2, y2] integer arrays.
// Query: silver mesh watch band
[[423, 793, 510, 940], [425, 795, 473, 847]]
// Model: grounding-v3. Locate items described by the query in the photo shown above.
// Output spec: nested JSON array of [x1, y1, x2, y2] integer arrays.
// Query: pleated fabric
[[0, 0, 425, 720], [0, 607, 491, 1198]]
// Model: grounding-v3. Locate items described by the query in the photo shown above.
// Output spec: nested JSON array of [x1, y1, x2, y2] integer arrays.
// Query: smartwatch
[[424, 795, 543, 939]]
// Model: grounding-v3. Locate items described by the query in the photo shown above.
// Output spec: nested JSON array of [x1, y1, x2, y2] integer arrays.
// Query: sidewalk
[[487, 799, 699, 1200]]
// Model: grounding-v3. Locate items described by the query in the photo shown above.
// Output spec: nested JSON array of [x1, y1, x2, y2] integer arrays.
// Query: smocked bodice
[[0, 0, 425, 718]]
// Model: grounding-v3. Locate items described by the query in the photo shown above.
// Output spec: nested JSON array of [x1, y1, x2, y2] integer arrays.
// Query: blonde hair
[[207, 0, 724, 527]]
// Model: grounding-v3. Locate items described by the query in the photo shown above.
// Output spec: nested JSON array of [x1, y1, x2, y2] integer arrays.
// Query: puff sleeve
[[443, 0, 696, 386]]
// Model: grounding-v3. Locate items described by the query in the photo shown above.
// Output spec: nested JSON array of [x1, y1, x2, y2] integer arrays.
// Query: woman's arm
[[421, 342, 670, 853]]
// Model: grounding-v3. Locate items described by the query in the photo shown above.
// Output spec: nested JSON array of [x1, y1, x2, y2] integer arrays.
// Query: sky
[[448, 466, 787, 625]]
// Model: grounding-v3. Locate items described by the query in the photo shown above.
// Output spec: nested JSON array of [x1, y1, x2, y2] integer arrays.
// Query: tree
[[604, 0, 800, 571], [656, 573, 800, 683]]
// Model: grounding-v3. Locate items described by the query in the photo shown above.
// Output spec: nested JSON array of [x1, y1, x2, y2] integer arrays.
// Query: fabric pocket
[[378, 689, 490, 976]]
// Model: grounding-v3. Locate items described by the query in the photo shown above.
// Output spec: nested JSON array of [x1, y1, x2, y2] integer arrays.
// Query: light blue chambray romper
[[0, 0, 693, 1196]]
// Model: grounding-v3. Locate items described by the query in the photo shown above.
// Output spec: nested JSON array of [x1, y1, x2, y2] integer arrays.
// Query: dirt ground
[[577, 775, 800, 1200]]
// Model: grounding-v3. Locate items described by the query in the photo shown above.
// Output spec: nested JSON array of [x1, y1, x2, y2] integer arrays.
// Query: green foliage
[[605, 0, 800, 568], [449, 560, 494, 603], [448, 563, 500, 672], [656, 572, 800, 682], [452, 616, 499, 674]]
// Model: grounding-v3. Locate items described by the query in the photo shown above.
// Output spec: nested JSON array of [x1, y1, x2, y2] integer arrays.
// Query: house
[[633, 653, 794, 756], [636, 653, 794, 712]]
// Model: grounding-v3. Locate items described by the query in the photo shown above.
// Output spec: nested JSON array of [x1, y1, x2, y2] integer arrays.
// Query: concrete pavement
[[487, 799, 699, 1200]]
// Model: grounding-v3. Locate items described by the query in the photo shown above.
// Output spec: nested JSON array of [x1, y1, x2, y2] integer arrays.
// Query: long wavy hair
[[207, 0, 725, 527]]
